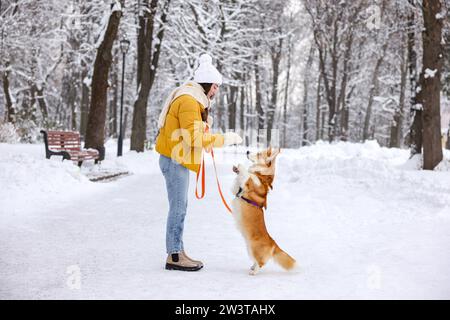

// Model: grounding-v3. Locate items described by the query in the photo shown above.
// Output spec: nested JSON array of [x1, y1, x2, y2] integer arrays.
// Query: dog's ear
[[266, 147, 280, 165], [271, 147, 280, 158], [267, 145, 273, 156]]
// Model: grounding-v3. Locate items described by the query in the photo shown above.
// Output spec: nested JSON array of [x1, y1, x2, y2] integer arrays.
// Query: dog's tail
[[273, 244, 296, 270]]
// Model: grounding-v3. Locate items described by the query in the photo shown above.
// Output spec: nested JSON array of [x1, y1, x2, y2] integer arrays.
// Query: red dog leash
[[195, 127, 233, 214]]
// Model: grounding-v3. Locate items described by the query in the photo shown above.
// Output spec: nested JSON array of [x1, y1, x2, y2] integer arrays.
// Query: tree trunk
[[315, 33, 336, 143], [29, 82, 49, 125], [70, 91, 77, 131], [130, 0, 170, 152], [216, 94, 225, 132], [245, 78, 253, 146], [340, 86, 354, 142], [239, 77, 245, 132], [2, 63, 15, 123], [315, 71, 323, 141], [338, 30, 354, 141], [410, 106, 423, 154], [130, 0, 157, 152], [320, 109, 326, 140], [362, 0, 388, 141], [446, 125, 450, 150], [328, 20, 339, 142], [254, 57, 264, 131], [420, 0, 443, 170], [228, 85, 238, 130], [282, 35, 292, 148], [80, 66, 90, 138], [267, 38, 282, 145], [316, 72, 322, 141], [85, 2, 123, 159], [363, 41, 389, 141], [408, 0, 421, 155], [305, 2, 345, 143], [301, 46, 314, 147], [62, 68, 77, 131], [109, 48, 119, 138], [302, 100, 309, 146], [27, 84, 37, 123], [136, 1, 147, 90], [390, 36, 408, 148], [238, 82, 245, 143]]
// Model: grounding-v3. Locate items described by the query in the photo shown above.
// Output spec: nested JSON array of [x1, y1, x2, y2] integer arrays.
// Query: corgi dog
[[231, 146, 296, 275]]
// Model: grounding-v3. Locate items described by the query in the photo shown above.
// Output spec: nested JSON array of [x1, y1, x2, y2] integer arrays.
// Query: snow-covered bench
[[40, 130, 100, 167]]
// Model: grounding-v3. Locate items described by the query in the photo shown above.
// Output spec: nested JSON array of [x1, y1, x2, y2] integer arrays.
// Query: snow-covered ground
[[1, 140, 450, 299]]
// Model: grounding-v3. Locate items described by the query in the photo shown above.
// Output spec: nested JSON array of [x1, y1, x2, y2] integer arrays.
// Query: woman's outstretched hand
[[223, 132, 243, 146]]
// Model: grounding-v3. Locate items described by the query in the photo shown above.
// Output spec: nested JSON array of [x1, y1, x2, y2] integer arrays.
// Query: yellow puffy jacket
[[155, 94, 224, 173]]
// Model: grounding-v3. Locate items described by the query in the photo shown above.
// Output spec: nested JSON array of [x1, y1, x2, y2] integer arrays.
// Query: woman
[[155, 54, 243, 271]]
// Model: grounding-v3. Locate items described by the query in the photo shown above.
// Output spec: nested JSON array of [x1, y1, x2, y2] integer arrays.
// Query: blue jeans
[[159, 155, 190, 254]]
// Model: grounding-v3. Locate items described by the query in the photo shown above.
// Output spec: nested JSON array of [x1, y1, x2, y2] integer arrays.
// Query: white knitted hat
[[193, 53, 223, 85]]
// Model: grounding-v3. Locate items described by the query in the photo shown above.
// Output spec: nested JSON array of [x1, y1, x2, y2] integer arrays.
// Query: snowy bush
[[15, 119, 40, 143], [0, 119, 40, 144], [0, 122, 20, 143]]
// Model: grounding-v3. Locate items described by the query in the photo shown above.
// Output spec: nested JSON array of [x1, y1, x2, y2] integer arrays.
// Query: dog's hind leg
[[249, 247, 271, 275], [249, 262, 260, 276]]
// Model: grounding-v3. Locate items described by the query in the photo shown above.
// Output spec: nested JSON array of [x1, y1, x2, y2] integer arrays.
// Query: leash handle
[[195, 151, 206, 199]]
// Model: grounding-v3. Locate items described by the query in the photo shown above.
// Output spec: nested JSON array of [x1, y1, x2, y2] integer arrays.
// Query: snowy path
[[1, 143, 450, 299]]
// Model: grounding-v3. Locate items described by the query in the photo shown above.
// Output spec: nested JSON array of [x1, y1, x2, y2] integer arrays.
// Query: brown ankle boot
[[181, 250, 204, 267], [165, 252, 202, 271]]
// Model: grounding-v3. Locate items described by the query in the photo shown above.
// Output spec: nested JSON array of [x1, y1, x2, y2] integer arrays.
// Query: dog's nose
[[246, 150, 250, 155]]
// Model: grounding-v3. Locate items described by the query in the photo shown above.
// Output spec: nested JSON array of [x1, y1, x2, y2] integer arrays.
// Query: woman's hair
[[201, 107, 209, 122], [198, 83, 212, 122], [199, 83, 213, 95]]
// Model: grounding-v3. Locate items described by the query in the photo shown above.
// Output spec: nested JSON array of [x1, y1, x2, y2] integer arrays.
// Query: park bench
[[40, 130, 100, 166]]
